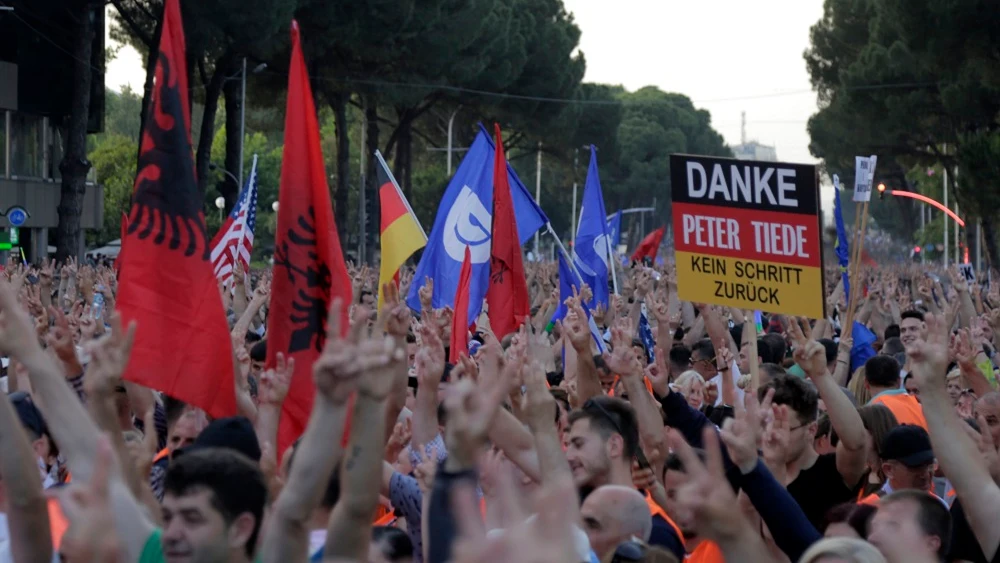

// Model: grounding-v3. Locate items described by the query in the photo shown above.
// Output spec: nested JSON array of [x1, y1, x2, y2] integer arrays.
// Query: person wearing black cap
[[859, 424, 944, 506], [8, 391, 60, 488], [173, 416, 262, 463]]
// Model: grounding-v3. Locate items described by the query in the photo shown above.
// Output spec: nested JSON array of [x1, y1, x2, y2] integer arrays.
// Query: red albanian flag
[[631, 226, 666, 262], [116, 0, 235, 419], [450, 246, 472, 364], [267, 21, 352, 456], [485, 123, 530, 338]]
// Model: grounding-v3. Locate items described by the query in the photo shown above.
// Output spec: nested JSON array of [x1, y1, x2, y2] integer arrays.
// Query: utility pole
[[534, 142, 542, 258], [571, 148, 579, 239], [359, 113, 367, 262]]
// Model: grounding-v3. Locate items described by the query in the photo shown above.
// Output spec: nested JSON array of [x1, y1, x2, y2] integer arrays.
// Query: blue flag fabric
[[574, 146, 611, 310], [405, 126, 549, 319], [833, 174, 851, 304], [607, 210, 622, 248], [850, 321, 877, 377], [552, 249, 606, 353], [638, 310, 655, 364]]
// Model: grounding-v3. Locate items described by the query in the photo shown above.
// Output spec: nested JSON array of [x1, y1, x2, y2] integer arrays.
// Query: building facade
[[0, 1, 105, 262], [730, 140, 778, 162]]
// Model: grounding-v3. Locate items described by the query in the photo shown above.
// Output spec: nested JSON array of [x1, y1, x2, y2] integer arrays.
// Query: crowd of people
[[0, 255, 997, 563]]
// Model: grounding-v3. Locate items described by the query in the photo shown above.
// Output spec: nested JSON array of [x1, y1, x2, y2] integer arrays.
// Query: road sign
[[9, 227, 18, 245], [6, 207, 27, 227]]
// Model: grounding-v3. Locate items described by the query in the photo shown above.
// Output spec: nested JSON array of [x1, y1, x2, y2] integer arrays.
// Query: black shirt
[[949, 497, 991, 563], [649, 514, 686, 561], [786, 453, 859, 531]]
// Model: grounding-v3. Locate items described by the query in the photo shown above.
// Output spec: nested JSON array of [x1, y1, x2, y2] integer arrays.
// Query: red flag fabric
[[485, 123, 529, 338], [116, 0, 235, 419], [450, 246, 472, 364], [631, 227, 666, 262], [115, 212, 128, 274], [267, 21, 352, 456]]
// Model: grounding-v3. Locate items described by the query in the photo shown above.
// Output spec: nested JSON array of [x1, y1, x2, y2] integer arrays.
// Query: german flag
[[375, 151, 426, 310]]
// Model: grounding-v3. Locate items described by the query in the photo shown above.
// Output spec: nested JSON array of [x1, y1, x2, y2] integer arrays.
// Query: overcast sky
[[105, 0, 826, 166]]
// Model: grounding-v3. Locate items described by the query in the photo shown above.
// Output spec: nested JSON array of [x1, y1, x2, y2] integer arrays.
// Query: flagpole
[[606, 237, 619, 295], [374, 150, 427, 239]]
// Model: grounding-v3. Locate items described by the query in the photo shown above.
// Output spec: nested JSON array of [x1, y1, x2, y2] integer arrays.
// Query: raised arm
[[261, 300, 353, 563], [563, 295, 603, 403], [0, 282, 154, 561], [910, 312, 1000, 561], [0, 393, 52, 563], [324, 304, 406, 560], [788, 319, 866, 488]]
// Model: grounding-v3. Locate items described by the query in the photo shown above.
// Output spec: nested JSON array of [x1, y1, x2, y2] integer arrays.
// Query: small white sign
[[959, 263, 975, 284], [852, 155, 878, 202]]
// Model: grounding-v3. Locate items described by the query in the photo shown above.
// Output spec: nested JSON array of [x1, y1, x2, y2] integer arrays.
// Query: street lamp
[[271, 201, 279, 213], [877, 182, 886, 200], [214, 196, 225, 222], [223, 60, 268, 188]]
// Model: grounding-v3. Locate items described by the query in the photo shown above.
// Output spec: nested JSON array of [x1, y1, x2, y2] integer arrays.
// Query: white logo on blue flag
[[406, 125, 548, 320]]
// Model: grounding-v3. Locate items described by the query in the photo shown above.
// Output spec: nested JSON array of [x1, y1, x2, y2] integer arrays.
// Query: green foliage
[[805, 0, 1000, 261], [88, 134, 136, 245]]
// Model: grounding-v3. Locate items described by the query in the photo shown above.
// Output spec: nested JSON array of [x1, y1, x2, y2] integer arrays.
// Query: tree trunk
[[329, 91, 350, 245], [400, 121, 413, 200], [56, 1, 96, 262], [195, 55, 230, 199], [982, 215, 998, 273], [136, 12, 164, 170], [365, 96, 379, 264], [222, 66, 242, 213]]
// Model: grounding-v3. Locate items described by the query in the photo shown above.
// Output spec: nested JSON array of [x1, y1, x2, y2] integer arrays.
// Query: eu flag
[[405, 126, 549, 321], [574, 146, 611, 310]]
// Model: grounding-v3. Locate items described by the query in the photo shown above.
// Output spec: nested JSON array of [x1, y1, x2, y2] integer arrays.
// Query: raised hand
[[45, 306, 79, 365], [311, 299, 360, 405], [603, 319, 641, 377], [379, 282, 411, 338], [415, 323, 446, 390], [0, 282, 45, 360], [668, 427, 747, 542], [418, 276, 434, 310], [644, 345, 671, 397], [788, 317, 827, 378], [906, 312, 950, 391], [259, 352, 295, 406], [83, 314, 137, 394], [562, 291, 591, 353], [412, 444, 439, 494], [384, 418, 413, 464], [520, 357, 555, 432], [56, 436, 124, 563]]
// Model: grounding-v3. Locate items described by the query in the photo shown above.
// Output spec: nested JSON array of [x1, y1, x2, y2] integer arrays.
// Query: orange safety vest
[[373, 505, 395, 527], [608, 376, 654, 397], [870, 393, 927, 430], [645, 492, 686, 552], [153, 447, 171, 464], [47, 497, 68, 550], [686, 540, 724, 563]]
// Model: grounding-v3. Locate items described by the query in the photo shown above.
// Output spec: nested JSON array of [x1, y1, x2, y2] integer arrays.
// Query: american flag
[[210, 155, 258, 285]]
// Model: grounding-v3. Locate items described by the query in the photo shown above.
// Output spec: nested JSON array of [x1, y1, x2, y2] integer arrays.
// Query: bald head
[[580, 485, 652, 558], [976, 392, 1000, 446]]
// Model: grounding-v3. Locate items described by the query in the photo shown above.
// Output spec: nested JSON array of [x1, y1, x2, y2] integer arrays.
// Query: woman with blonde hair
[[848, 366, 870, 406], [798, 537, 886, 563], [672, 370, 705, 410]]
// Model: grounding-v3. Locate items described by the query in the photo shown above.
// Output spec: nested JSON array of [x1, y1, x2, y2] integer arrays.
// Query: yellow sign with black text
[[675, 252, 825, 319]]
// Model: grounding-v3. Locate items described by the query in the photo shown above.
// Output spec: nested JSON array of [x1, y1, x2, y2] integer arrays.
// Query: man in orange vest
[[866, 356, 928, 429], [564, 397, 685, 560], [858, 425, 945, 506]]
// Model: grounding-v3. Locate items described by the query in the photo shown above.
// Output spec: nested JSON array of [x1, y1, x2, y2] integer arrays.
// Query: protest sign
[[671, 154, 825, 319], [853, 155, 877, 202], [959, 263, 975, 284]]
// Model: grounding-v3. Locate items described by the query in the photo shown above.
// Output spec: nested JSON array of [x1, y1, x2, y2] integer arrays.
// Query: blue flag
[[833, 174, 851, 304], [552, 249, 606, 353], [850, 321, 877, 378], [574, 146, 611, 310], [406, 126, 549, 320], [607, 210, 622, 248]]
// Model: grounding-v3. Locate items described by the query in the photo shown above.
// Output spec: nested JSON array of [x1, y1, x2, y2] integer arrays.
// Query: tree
[[805, 0, 1000, 264], [88, 134, 136, 245], [55, 0, 101, 262]]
